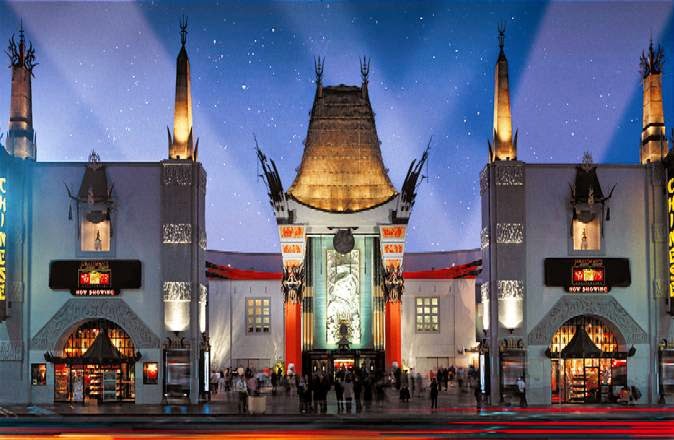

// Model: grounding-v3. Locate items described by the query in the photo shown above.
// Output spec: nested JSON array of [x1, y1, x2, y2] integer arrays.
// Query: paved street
[[0, 386, 674, 438]]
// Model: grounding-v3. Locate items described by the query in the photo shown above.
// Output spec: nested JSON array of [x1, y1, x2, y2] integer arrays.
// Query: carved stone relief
[[496, 165, 524, 186], [479, 167, 489, 195], [162, 164, 192, 186], [31, 298, 160, 350], [528, 295, 648, 345], [496, 223, 524, 244], [480, 227, 489, 249], [163, 282, 192, 302], [497, 280, 524, 299], [0, 340, 22, 360], [162, 223, 192, 244]]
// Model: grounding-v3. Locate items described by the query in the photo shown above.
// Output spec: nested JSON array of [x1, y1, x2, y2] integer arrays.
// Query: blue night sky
[[0, 1, 672, 253]]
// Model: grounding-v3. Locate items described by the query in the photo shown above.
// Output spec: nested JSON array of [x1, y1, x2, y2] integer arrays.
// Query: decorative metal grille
[[496, 223, 524, 244], [480, 227, 490, 249], [162, 224, 192, 244], [163, 282, 191, 302], [496, 166, 524, 186], [497, 280, 524, 299]]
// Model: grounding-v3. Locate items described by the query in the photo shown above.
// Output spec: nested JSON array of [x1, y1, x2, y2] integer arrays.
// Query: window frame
[[77, 207, 116, 258], [31, 363, 47, 386], [415, 296, 440, 333], [245, 297, 272, 335], [569, 211, 605, 256]]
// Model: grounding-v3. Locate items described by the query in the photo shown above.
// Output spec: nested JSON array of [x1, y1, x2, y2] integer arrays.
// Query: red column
[[284, 302, 302, 376], [385, 301, 402, 371]]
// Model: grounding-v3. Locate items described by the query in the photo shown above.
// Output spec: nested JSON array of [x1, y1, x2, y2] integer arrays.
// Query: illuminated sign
[[279, 225, 305, 240], [544, 258, 630, 293], [667, 177, 674, 315], [0, 177, 6, 321], [380, 225, 406, 240], [50, 260, 141, 296]]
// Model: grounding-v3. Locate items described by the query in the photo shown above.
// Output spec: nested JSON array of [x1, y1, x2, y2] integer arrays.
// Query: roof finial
[[497, 21, 506, 53], [180, 15, 188, 47], [360, 56, 370, 83], [314, 56, 324, 84]]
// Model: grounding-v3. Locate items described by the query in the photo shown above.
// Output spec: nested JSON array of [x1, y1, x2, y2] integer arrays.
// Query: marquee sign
[[544, 258, 630, 293], [667, 174, 674, 315], [0, 177, 6, 321], [49, 260, 141, 296]]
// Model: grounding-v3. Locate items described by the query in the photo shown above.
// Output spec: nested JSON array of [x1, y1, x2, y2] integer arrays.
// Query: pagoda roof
[[287, 84, 397, 213]]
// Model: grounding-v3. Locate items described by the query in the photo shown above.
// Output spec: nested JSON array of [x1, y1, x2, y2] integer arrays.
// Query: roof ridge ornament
[[497, 21, 506, 54], [581, 151, 594, 171], [88, 149, 102, 170], [640, 37, 664, 78], [179, 15, 188, 47], [314, 56, 324, 84]]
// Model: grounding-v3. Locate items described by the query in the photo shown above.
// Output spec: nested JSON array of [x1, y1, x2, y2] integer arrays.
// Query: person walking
[[353, 375, 362, 413], [233, 373, 248, 414], [363, 375, 373, 410], [343, 375, 354, 413], [430, 377, 439, 409], [409, 369, 415, 398], [335, 377, 344, 413], [416, 372, 423, 397], [516, 376, 527, 407], [217, 370, 226, 395]]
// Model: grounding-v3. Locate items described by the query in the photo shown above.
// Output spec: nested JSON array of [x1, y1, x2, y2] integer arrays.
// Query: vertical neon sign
[[668, 176, 674, 315], [0, 177, 6, 321]]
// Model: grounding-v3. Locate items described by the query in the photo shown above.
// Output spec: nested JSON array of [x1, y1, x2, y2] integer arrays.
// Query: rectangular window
[[31, 363, 47, 386], [572, 217, 601, 251], [81, 218, 111, 252], [415, 297, 439, 333], [247, 297, 271, 333]]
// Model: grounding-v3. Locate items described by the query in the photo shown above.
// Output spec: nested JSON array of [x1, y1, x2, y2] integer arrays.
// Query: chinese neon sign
[[667, 177, 674, 315], [0, 177, 6, 320]]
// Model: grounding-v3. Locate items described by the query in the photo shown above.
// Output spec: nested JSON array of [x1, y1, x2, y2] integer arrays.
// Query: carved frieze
[[199, 284, 208, 305], [282, 265, 304, 304], [496, 165, 524, 186], [480, 227, 489, 249], [479, 167, 489, 195], [31, 298, 160, 350], [527, 295, 648, 345], [8, 282, 23, 302], [199, 230, 207, 250], [654, 279, 667, 298], [163, 164, 192, 186], [480, 282, 489, 302], [162, 223, 192, 244], [382, 266, 404, 303], [163, 282, 192, 302], [497, 280, 524, 299], [496, 223, 524, 244], [0, 340, 22, 360]]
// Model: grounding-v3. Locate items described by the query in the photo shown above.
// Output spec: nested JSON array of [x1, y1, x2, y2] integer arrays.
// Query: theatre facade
[[479, 31, 674, 405], [0, 24, 209, 404]]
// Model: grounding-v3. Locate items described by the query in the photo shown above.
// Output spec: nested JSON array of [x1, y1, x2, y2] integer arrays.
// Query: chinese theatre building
[[255, 58, 436, 375], [479, 29, 674, 405], [206, 249, 482, 376], [0, 22, 209, 405]]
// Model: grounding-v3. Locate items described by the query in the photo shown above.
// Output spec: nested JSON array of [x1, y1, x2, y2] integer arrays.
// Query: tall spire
[[490, 22, 516, 162], [360, 56, 370, 99], [314, 56, 324, 98], [5, 20, 38, 160], [639, 38, 667, 164], [168, 15, 195, 160]]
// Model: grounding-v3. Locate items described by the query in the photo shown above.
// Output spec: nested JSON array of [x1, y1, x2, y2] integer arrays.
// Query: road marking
[[0, 407, 16, 417]]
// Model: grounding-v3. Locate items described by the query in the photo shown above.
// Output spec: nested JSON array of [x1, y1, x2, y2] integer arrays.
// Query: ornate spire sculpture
[[640, 38, 667, 164], [360, 56, 370, 98], [314, 56, 324, 98], [489, 23, 517, 162], [168, 16, 197, 160], [5, 21, 38, 160]]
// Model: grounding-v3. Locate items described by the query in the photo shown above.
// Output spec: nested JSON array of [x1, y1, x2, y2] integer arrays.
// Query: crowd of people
[[209, 364, 483, 413]]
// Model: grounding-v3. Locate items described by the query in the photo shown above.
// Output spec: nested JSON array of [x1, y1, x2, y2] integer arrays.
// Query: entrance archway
[[48, 319, 140, 402], [548, 315, 627, 404]]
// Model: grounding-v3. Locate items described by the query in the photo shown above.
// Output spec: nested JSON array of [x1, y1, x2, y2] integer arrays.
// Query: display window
[[143, 362, 159, 385], [31, 363, 47, 386], [572, 217, 601, 251]]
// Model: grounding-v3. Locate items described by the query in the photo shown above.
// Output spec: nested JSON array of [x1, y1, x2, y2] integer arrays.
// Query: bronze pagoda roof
[[288, 84, 397, 212]]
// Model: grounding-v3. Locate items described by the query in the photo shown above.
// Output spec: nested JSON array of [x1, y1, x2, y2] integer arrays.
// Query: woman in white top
[[342, 375, 354, 413]]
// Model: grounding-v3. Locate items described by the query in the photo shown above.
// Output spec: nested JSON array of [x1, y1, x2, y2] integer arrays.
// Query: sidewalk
[[2, 384, 674, 420]]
